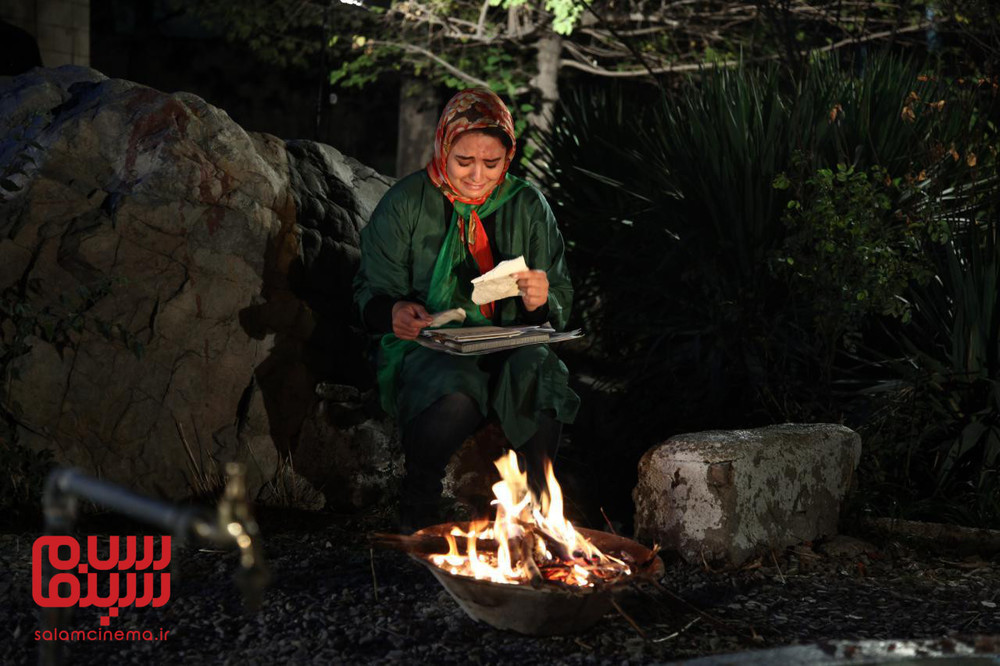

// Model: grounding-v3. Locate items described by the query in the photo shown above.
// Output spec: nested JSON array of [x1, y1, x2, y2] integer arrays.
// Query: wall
[[1, 0, 89, 67]]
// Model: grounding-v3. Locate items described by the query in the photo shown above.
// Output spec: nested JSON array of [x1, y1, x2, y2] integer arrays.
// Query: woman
[[353, 88, 579, 528]]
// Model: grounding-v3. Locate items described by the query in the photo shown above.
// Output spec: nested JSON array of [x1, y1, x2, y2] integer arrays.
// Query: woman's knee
[[408, 392, 483, 437], [428, 392, 481, 420]]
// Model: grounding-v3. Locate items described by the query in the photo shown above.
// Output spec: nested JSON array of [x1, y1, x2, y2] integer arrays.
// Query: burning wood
[[369, 532, 499, 555], [386, 451, 636, 589]]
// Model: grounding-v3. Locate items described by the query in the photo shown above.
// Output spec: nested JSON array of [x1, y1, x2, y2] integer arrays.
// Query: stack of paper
[[418, 324, 582, 356]]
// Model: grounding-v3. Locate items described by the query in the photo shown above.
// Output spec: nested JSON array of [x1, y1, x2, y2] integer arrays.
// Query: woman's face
[[445, 132, 508, 200]]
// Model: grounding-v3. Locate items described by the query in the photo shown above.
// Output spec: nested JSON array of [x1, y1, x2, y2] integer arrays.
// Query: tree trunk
[[528, 32, 562, 135], [395, 77, 440, 178]]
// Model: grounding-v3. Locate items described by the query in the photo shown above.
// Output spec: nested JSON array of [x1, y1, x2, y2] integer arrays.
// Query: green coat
[[353, 170, 580, 446]]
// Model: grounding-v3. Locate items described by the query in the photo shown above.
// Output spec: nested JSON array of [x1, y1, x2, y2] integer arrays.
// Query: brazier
[[411, 523, 663, 635]]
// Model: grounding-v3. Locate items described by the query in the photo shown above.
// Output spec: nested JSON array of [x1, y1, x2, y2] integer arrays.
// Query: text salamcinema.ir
[[33, 535, 172, 628], [35, 627, 171, 642]]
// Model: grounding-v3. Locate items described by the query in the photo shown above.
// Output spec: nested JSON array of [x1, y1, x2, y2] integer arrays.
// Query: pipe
[[38, 463, 269, 666], [46, 468, 200, 535]]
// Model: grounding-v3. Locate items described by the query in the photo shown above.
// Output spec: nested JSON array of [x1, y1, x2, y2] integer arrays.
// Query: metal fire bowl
[[411, 522, 664, 636]]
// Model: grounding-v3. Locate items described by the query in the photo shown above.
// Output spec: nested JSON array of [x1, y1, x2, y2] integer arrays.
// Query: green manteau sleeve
[[521, 187, 573, 331], [353, 177, 418, 324]]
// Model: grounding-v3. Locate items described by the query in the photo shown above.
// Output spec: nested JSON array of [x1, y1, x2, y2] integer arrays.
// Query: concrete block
[[37, 0, 74, 29], [36, 25, 76, 55], [75, 30, 88, 59], [72, 1, 89, 29], [633, 423, 861, 565], [42, 51, 74, 67]]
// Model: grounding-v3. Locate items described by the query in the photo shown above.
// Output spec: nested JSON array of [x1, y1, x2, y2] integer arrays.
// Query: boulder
[[295, 383, 401, 510], [442, 421, 508, 518], [633, 424, 861, 565], [0, 66, 391, 500], [296, 382, 505, 517]]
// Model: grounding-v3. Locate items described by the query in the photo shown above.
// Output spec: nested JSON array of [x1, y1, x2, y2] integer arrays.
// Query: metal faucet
[[39, 463, 269, 665]]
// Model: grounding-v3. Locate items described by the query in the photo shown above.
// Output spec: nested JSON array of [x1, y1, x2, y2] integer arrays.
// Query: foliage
[[856, 180, 1000, 524], [540, 52, 998, 526], [848, 63, 1000, 526], [167, 0, 343, 69], [172, 1, 992, 143], [772, 161, 934, 374], [543, 64, 810, 434], [545, 52, 994, 409]]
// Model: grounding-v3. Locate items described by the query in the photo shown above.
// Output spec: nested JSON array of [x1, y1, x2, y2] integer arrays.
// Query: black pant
[[400, 392, 561, 529]]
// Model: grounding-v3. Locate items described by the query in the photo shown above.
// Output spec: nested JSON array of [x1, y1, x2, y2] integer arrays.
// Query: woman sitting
[[353, 88, 579, 529]]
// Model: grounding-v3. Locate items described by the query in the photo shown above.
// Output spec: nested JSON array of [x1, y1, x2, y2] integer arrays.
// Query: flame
[[424, 451, 631, 587]]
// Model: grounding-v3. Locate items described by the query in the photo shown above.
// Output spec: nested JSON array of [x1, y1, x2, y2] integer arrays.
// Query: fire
[[427, 451, 631, 587]]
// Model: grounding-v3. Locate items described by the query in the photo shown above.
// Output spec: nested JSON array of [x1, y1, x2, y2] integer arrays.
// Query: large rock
[[633, 424, 861, 565], [295, 383, 401, 510], [441, 421, 507, 516], [0, 66, 392, 500], [296, 382, 506, 517]]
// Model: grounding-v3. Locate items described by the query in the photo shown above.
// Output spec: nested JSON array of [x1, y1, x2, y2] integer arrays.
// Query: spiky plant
[[538, 52, 999, 526]]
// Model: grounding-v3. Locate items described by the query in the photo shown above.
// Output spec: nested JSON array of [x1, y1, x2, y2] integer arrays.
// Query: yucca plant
[[544, 53, 994, 410], [538, 84, 675, 356], [539, 66, 824, 524], [806, 56, 954, 169], [843, 68, 1000, 526], [539, 53, 999, 526], [542, 66, 815, 426], [860, 182, 1000, 524]]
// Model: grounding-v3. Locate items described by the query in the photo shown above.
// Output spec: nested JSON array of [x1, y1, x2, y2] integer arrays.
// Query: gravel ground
[[2, 509, 1000, 665]]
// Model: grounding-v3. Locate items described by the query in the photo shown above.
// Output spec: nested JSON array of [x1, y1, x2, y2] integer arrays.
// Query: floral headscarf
[[426, 88, 517, 205]]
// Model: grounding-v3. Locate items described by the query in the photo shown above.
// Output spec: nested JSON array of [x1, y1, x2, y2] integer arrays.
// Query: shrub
[[772, 160, 934, 384], [538, 53, 999, 526]]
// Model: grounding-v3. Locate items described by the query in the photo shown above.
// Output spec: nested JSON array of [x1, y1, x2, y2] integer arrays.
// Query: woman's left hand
[[514, 269, 549, 311]]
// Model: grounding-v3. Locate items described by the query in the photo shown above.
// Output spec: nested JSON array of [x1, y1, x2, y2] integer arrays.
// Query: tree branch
[[558, 57, 744, 77], [387, 3, 480, 37], [387, 1, 544, 43], [370, 40, 492, 87], [565, 40, 629, 61], [579, 26, 675, 39], [810, 22, 926, 54], [571, 0, 664, 86], [476, 0, 491, 38], [558, 18, 929, 79]]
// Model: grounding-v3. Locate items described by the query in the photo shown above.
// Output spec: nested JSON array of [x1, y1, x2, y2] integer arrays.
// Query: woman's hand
[[392, 301, 433, 340], [514, 269, 549, 312]]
